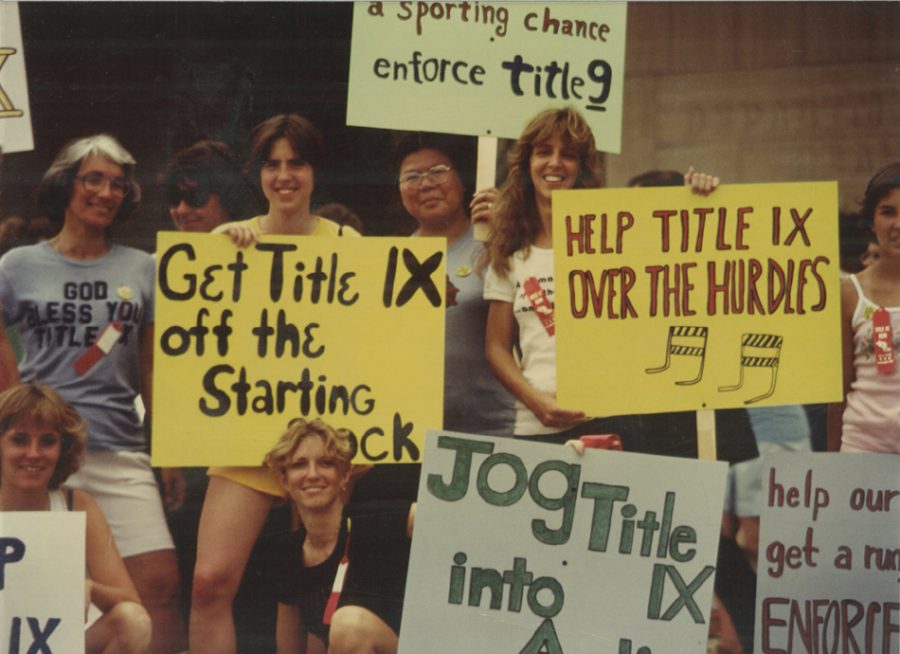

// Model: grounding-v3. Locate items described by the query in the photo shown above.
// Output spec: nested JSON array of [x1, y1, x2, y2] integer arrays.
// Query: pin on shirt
[[872, 307, 895, 374]]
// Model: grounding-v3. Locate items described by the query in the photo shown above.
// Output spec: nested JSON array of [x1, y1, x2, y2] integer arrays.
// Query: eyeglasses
[[168, 184, 212, 209], [75, 172, 131, 198], [398, 164, 453, 188]]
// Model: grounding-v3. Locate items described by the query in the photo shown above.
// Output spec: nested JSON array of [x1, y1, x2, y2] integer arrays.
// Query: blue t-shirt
[[442, 226, 515, 435], [0, 242, 155, 451]]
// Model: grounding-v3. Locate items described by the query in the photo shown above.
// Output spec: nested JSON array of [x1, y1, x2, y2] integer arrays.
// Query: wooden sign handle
[[473, 135, 498, 242]]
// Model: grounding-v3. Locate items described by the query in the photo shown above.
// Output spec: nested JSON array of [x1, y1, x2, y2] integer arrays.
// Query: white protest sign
[[0, 3, 34, 154], [755, 453, 900, 654], [400, 432, 728, 654], [0, 512, 86, 654], [348, 2, 627, 152]]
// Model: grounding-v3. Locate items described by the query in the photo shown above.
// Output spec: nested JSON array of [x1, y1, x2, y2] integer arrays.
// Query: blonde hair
[[485, 107, 602, 276], [0, 383, 86, 489], [263, 418, 353, 474]]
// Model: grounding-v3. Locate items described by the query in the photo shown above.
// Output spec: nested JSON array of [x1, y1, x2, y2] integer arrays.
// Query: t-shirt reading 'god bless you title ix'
[[0, 241, 155, 451]]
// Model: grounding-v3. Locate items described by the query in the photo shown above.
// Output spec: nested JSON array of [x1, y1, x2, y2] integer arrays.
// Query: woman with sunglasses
[[0, 135, 186, 653], [162, 139, 263, 233], [191, 114, 360, 654]]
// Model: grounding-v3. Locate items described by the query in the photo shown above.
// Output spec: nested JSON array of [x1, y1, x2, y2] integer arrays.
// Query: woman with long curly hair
[[484, 107, 716, 442]]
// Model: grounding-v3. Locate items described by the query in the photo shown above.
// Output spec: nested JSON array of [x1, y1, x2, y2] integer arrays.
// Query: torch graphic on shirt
[[523, 276, 554, 336]]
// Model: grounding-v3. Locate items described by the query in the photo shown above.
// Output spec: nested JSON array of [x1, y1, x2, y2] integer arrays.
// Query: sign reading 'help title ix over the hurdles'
[[552, 182, 842, 416], [152, 233, 445, 467], [348, 2, 626, 152], [400, 432, 727, 654]]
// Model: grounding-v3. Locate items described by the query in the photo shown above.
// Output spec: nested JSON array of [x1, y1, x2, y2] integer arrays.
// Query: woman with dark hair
[[0, 134, 186, 653], [0, 383, 152, 654], [828, 162, 900, 453], [191, 114, 360, 654], [393, 132, 514, 436], [162, 139, 263, 232], [263, 418, 413, 654]]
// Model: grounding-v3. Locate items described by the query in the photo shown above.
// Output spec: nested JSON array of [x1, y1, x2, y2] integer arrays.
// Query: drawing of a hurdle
[[645, 325, 708, 385], [718, 333, 783, 404]]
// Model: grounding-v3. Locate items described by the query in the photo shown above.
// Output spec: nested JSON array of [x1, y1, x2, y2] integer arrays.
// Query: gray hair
[[37, 133, 141, 226]]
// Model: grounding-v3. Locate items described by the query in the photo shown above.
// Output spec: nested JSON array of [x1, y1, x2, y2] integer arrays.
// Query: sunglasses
[[168, 184, 213, 209]]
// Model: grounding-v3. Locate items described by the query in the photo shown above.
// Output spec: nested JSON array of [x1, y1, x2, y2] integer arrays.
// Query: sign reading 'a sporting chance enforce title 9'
[[152, 233, 445, 467], [553, 182, 843, 416], [348, 2, 626, 153]]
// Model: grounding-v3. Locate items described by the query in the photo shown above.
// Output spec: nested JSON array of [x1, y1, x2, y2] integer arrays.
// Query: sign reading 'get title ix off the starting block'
[[152, 233, 445, 467]]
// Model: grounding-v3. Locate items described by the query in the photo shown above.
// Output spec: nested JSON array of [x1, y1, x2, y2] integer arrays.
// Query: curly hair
[[861, 162, 900, 227], [161, 139, 264, 222], [485, 107, 602, 276], [0, 383, 86, 489], [263, 418, 354, 476], [36, 134, 141, 228]]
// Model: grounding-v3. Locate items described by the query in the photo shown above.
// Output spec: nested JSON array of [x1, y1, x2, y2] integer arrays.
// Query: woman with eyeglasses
[[190, 114, 360, 654], [346, 134, 517, 505], [0, 134, 187, 653], [394, 133, 515, 437], [162, 139, 263, 233]]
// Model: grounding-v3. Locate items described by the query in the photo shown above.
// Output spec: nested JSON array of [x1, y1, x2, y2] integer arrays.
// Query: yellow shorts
[[207, 466, 287, 499]]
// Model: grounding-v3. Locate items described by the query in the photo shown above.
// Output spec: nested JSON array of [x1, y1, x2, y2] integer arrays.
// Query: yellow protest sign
[[152, 232, 445, 466], [348, 2, 626, 152], [553, 182, 842, 415]]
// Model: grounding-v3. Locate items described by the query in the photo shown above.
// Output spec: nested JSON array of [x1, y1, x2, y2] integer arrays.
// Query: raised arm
[[826, 279, 858, 451], [485, 300, 585, 430], [684, 166, 720, 195]]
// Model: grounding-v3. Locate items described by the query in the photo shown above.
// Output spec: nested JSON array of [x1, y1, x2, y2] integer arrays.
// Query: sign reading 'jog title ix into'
[[552, 182, 842, 415], [348, 2, 626, 152], [400, 432, 727, 654], [152, 233, 445, 467]]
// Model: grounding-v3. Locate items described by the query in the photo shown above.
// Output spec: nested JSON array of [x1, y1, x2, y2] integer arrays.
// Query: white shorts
[[66, 450, 175, 558]]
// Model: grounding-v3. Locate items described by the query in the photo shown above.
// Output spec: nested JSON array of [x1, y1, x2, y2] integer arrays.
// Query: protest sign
[[755, 453, 899, 654], [553, 182, 842, 416], [152, 232, 445, 467], [0, 3, 33, 154], [400, 432, 727, 653], [0, 512, 85, 654], [348, 2, 626, 153]]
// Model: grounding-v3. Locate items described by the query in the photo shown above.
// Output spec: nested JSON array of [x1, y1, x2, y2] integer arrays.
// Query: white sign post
[[400, 432, 728, 654], [0, 3, 34, 154], [0, 512, 86, 654], [755, 453, 900, 654]]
